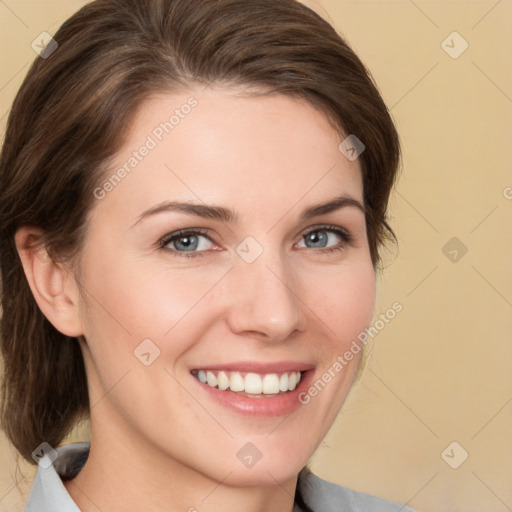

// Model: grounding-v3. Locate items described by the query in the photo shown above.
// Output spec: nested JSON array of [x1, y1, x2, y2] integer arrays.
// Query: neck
[[64, 419, 299, 512]]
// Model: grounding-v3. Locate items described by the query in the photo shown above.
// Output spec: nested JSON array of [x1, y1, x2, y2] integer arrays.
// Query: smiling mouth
[[191, 369, 304, 396]]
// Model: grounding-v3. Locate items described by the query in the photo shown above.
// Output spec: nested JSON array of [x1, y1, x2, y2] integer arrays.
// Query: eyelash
[[158, 225, 354, 259]]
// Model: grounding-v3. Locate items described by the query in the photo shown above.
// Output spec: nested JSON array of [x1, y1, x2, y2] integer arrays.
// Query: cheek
[[78, 252, 232, 361], [82, 254, 375, 356], [303, 260, 376, 350]]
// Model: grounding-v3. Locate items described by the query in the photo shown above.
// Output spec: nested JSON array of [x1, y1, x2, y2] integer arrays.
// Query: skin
[[16, 85, 376, 512]]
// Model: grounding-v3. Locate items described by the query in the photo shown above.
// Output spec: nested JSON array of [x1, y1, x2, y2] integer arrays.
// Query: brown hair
[[0, 0, 399, 490]]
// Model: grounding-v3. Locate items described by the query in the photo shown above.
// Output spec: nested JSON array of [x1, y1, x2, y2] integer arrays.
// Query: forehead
[[91, 86, 363, 225]]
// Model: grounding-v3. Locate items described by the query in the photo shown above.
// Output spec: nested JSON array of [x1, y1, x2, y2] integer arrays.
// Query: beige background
[[1, 1, 511, 511]]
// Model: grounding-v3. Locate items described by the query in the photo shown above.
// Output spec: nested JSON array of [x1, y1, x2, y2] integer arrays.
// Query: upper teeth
[[195, 370, 302, 394]]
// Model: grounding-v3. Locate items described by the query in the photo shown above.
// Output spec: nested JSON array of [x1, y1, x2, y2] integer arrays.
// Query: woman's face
[[75, 85, 375, 485]]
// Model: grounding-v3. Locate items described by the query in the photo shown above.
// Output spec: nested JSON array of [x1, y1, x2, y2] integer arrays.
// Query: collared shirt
[[25, 442, 419, 511]]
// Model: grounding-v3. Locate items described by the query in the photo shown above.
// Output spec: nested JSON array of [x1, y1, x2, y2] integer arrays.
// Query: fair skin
[[16, 85, 375, 512]]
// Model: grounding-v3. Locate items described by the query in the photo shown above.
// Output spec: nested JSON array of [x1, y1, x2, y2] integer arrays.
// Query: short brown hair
[[0, 0, 400, 468]]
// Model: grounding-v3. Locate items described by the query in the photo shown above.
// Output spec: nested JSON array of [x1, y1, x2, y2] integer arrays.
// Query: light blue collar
[[25, 441, 417, 512]]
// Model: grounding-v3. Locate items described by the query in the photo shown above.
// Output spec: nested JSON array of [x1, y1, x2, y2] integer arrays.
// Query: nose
[[224, 252, 307, 342]]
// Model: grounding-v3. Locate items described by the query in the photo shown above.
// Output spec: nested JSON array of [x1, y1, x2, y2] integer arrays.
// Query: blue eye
[[298, 226, 353, 253], [160, 229, 214, 257], [159, 225, 353, 258]]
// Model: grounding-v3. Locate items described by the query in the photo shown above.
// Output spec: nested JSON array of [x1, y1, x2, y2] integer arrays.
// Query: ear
[[15, 226, 84, 337]]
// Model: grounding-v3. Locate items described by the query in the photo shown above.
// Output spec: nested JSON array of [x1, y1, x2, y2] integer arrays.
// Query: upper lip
[[191, 361, 315, 374]]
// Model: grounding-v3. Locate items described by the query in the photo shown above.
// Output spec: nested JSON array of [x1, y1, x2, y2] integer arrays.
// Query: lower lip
[[192, 370, 315, 417]]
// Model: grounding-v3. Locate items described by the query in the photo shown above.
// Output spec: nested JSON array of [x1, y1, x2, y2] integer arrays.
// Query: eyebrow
[[131, 194, 366, 228]]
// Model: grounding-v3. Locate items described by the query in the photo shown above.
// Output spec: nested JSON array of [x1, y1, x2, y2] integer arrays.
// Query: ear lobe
[[15, 226, 84, 338]]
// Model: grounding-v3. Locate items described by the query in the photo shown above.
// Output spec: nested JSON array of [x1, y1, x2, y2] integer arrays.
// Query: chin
[[186, 442, 311, 488], [221, 463, 304, 488], [233, 445, 311, 487]]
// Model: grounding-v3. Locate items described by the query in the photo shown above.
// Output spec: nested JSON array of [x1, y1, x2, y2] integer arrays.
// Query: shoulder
[[25, 443, 420, 512], [298, 470, 420, 512]]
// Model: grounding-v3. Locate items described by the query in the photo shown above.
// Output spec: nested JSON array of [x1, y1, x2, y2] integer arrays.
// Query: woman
[[0, 0, 418, 510]]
